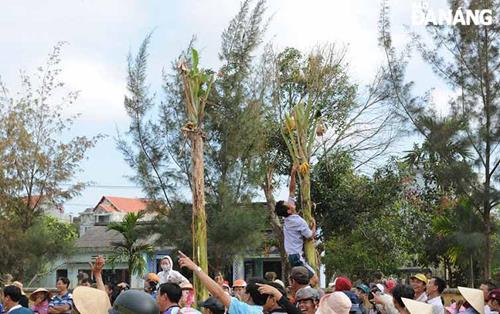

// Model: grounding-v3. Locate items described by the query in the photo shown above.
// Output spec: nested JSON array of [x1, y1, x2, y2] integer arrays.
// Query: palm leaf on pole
[[178, 48, 214, 302]]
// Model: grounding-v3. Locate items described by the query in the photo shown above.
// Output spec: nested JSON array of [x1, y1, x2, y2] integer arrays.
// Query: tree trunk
[[299, 172, 319, 276], [191, 132, 209, 303], [262, 167, 290, 281]]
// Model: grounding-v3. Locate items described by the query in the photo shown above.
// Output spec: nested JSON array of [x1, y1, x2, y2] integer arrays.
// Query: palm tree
[[107, 212, 153, 283]]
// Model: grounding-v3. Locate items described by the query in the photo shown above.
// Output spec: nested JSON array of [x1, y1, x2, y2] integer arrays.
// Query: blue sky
[[0, 0, 455, 215]]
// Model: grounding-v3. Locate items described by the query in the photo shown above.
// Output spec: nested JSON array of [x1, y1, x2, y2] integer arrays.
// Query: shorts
[[288, 253, 315, 276]]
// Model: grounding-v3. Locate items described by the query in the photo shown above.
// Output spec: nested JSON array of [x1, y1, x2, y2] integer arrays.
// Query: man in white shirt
[[426, 277, 446, 314], [410, 273, 428, 302]]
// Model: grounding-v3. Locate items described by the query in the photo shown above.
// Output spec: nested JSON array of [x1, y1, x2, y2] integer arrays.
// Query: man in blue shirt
[[48, 277, 73, 314]]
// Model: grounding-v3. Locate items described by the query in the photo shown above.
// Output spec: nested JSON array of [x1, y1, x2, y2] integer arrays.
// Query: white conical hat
[[73, 286, 111, 314], [458, 286, 484, 314], [401, 298, 433, 314]]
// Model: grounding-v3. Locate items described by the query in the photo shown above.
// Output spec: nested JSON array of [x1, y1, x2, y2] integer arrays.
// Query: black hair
[[432, 277, 447, 294], [265, 272, 277, 282], [275, 201, 290, 217], [158, 283, 182, 303], [4, 285, 22, 302], [246, 278, 270, 306], [81, 278, 92, 285], [481, 280, 497, 291], [57, 277, 70, 288], [267, 282, 286, 297], [392, 284, 415, 308]]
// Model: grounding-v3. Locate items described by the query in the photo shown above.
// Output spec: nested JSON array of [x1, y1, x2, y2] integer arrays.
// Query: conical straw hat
[[73, 286, 111, 314], [401, 298, 433, 314], [458, 286, 484, 314]]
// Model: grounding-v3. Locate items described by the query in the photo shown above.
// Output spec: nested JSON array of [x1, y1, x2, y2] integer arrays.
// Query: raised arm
[[90, 255, 106, 292], [178, 251, 231, 307]]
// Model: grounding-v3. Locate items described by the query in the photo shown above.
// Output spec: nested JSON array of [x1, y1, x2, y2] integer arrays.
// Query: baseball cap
[[355, 284, 369, 294], [290, 266, 311, 285], [296, 287, 320, 301], [410, 274, 428, 285]]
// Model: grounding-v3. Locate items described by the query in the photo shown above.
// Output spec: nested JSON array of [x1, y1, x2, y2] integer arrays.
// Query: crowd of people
[[1, 167, 499, 314], [1, 253, 499, 314]]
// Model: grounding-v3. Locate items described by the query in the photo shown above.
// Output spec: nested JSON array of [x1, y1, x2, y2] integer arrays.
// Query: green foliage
[[0, 215, 77, 284], [149, 201, 265, 272], [118, 0, 270, 273], [107, 212, 153, 280], [313, 154, 425, 280], [0, 42, 100, 231], [379, 0, 500, 278]]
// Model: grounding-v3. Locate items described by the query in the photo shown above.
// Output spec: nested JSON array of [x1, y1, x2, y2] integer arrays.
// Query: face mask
[[161, 264, 171, 271]]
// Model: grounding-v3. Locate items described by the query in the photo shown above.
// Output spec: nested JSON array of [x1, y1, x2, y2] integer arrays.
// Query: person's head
[[29, 288, 50, 305], [384, 279, 396, 295], [157, 283, 182, 312], [110, 290, 159, 314], [487, 288, 500, 311], [160, 256, 173, 272], [426, 277, 446, 297], [392, 284, 415, 312], [355, 284, 369, 300], [275, 200, 295, 217], [409, 274, 427, 296], [289, 267, 311, 292], [262, 282, 287, 313], [81, 278, 92, 287], [144, 273, 160, 294], [296, 287, 320, 314], [222, 281, 231, 294], [480, 280, 497, 300], [56, 277, 70, 293], [180, 282, 194, 307], [334, 276, 352, 292], [11, 281, 25, 295], [317, 292, 351, 314], [243, 278, 270, 306], [200, 297, 225, 314], [265, 272, 277, 282], [232, 279, 247, 299], [3, 285, 21, 310], [104, 283, 114, 297]]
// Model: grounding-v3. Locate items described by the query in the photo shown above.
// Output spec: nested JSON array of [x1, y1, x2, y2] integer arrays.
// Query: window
[[56, 269, 68, 280]]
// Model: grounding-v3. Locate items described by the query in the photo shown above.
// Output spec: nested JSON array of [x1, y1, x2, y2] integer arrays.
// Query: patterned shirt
[[48, 292, 73, 314]]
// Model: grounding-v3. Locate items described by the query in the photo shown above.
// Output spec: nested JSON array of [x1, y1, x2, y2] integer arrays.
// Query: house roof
[[76, 226, 124, 248], [77, 225, 159, 249], [94, 196, 148, 213]]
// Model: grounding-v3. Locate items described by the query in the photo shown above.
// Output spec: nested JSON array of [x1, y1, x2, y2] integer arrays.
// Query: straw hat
[[180, 282, 194, 290], [458, 286, 484, 314], [73, 286, 111, 314], [12, 281, 26, 295], [29, 288, 50, 301], [401, 298, 433, 314]]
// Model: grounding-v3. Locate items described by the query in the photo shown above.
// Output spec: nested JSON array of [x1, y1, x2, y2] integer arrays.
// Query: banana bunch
[[299, 162, 310, 175]]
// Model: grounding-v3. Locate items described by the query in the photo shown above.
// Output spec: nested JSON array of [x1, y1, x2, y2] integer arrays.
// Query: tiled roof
[[95, 196, 148, 213], [76, 226, 123, 248], [77, 225, 158, 248]]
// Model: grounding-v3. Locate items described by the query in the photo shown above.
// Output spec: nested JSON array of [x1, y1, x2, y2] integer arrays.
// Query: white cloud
[[60, 59, 128, 123]]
